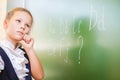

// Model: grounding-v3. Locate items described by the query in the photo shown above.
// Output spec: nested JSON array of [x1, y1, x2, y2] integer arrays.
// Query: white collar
[[0, 38, 21, 50]]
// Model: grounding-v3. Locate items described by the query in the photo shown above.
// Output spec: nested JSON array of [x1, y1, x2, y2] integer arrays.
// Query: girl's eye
[[16, 20, 21, 23], [25, 24, 30, 28]]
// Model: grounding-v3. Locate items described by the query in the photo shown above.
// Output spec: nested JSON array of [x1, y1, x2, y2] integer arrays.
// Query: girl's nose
[[20, 26, 25, 30]]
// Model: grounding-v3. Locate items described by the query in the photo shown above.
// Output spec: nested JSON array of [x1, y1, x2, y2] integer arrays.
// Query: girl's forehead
[[13, 11, 31, 18], [12, 11, 32, 23]]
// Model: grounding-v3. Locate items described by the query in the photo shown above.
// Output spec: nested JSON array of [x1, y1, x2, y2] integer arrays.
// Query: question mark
[[64, 48, 69, 63], [77, 35, 83, 64]]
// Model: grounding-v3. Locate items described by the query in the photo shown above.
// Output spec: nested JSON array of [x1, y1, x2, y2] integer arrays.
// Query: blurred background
[[1, 0, 120, 80]]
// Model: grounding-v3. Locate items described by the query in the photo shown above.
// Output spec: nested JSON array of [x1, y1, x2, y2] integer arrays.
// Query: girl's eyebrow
[[25, 23, 31, 27], [15, 18, 22, 21]]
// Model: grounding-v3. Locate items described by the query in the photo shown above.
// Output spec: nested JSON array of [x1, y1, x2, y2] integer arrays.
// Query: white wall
[[0, 0, 7, 39]]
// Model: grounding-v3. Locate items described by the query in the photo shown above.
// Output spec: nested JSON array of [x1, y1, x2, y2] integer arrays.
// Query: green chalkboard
[[7, 0, 120, 80]]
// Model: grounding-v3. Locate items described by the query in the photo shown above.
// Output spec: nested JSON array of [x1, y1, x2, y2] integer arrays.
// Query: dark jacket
[[0, 47, 32, 80]]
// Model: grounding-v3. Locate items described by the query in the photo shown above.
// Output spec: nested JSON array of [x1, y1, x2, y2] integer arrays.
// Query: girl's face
[[4, 11, 32, 42]]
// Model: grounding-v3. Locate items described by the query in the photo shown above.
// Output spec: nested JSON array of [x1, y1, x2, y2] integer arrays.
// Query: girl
[[0, 7, 44, 80]]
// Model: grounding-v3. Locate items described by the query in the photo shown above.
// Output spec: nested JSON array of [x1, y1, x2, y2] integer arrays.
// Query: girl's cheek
[[25, 29, 30, 34]]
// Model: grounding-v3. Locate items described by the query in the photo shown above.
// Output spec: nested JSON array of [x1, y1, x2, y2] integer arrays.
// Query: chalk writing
[[64, 48, 69, 63], [77, 35, 84, 64], [47, 5, 105, 64], [89, 5, 105, 31]]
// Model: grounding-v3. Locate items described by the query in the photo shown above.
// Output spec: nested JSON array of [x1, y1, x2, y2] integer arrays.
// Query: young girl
[[0, 7, 44, 80]]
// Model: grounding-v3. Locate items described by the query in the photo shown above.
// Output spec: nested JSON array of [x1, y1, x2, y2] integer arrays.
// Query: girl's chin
[[15, 36, 23, 41]]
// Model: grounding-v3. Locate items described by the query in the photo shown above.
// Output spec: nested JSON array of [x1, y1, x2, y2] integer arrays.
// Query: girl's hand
[[20, 35, 34, 50]]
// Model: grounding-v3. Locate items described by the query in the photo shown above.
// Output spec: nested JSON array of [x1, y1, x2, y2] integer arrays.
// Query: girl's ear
[[3, 20, 8, 29]]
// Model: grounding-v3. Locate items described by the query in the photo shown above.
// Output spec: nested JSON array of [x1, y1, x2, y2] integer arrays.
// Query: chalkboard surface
[[7, 0, 120, 80]]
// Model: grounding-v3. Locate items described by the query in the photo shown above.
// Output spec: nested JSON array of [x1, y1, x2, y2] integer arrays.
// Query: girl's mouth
[[17, 31, 24, 35]]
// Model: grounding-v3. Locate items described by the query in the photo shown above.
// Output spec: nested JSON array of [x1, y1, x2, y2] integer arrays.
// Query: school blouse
[[0, 38, 30, 80]]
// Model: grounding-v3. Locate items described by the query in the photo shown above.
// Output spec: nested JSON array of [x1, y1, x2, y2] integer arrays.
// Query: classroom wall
[[0, 0, 6, 39]]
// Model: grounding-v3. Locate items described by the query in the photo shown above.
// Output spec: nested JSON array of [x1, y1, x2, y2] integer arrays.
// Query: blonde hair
[[5, 7, 33, 24]]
